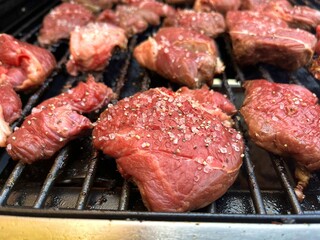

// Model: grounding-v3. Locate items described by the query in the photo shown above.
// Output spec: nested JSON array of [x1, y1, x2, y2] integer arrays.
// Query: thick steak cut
[[66, 22, 127, 76], [133, 27, 225, 89], [226, 11, 317, 71], [38, 2, 94, 46], [163, 9, 226, 38], [0, 34, 56, 90], [93, 87, 243, 212], [240, 79, 320, 171]]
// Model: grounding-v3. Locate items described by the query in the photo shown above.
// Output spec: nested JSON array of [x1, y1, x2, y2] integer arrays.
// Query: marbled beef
[[93, 87, 243, 212]]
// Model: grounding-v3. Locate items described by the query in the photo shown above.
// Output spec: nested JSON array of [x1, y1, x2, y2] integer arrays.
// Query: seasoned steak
[[241, 0, 320, 31], [6, 106, 92, 164], [226, 11, 317, 71], [93, 87, 243, 212], [0, 34, 56, 90], [194, 0, 241, 14], [133, 27, 225, 88], [163, 9, 226, 38], [66, 22, 127, 76], [38, 2, 94, 46], [240, 79, 320, 171], [33, 75, 115, 114], [6, 75, 114, 163], [97, 5, 160, 37]]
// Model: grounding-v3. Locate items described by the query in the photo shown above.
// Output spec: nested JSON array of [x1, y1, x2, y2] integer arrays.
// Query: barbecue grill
[[1, 0, 320, 239]]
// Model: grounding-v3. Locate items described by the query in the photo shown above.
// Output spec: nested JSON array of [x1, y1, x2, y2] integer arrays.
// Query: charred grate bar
[[0, 0, 319, 224]]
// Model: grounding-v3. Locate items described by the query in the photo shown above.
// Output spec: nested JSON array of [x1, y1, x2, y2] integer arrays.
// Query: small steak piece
[[6, 75, 114, 163], [0, 78, 22, 147], [163, 9, 225, 38], [97, 5, 160, 37], [0, 79, 22, 124], [123, 0, 176, 18], [241, 0, 320, 31], [226, 11, 317, 71], [93, 87, 243, 212], [33, 75, 115, 114], [66, 22, 127, 76], [133, 27, 225, 88], [194, 0, 241, 14], [38, 3, 94, 46], [0, 34, 57, 90], [63, 0, 116, 12], [240, 79, 320, 171], [6, 106, 92, 164]]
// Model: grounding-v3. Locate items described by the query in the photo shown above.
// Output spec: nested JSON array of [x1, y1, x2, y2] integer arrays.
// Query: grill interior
[[1, 0, 320, 224]]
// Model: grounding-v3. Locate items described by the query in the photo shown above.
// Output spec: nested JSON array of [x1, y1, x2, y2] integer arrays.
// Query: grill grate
[[0, 0, 320, 224]]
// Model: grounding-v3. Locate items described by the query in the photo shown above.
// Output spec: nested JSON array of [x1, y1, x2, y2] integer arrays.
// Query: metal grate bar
[[114, 36, 138, 97], [258, 66, 275, 82], [118, 180, 130, 211], [223, 35, 246, 82], [206, 202, 217, 213], [271, 156, 303, 214], [19, 24, 41, 42], [0, 161, 26, 206], [33, 147, 69, 209], [76, 150, 99, 210], [222, 77, 267, 214]]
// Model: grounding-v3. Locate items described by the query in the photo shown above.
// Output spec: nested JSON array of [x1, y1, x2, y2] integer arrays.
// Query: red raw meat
[[38, 2, 94, 46], [241, 79, 320, 171], [133, 27, 225, 88], [33, 75, 115, 114], [123, 0, 176, 18], [66, 22, 127, 76], [97, 5, 160, 37], [163, 9, 226, 38], [0, 34, 56, 90], [194, 0, 241, 14], [241, 0, 320, 31], [226, 11, 317, 70], [0, 79, 22, 124], [6, 75, 115, 163], [0, 79, 22, 147], [93, 87, 243, 212], [6, 106, 92, 163], [63, 0, 116, 12]]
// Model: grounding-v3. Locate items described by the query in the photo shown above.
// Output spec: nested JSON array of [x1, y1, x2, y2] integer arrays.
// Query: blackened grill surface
[[0, 0, 320, 224]]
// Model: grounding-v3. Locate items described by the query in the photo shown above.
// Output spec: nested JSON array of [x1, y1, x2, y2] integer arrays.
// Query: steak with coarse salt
[[226, 11, 317, 71], [6, 75, 115, 163], [6, 106, 92, 164], [241, 79, 320, 171], [38, 2, 94, 46], [163, 9, 226, 38], [133, 27, 225, 89], [240, 80, 320, 200], [93, 87, 243, 212], [241, 0, 320, 31], [193, 0, 241, 14], [66, 22, 127, 76]]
